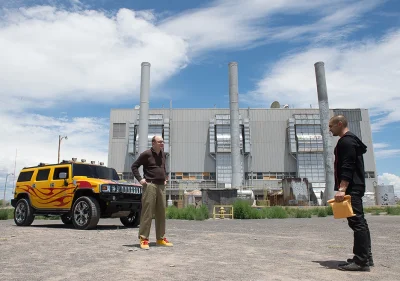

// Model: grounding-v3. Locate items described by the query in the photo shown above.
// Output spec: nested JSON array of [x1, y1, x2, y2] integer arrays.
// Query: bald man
[[131, 135, 173, 250], [329, 115, 373, 271]]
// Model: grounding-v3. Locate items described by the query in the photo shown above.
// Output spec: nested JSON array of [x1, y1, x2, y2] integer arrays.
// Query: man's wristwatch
[[339, 187, 346, 192]]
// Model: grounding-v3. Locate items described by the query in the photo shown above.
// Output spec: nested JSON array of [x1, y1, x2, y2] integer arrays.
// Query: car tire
[[71, 196, 100, 230], [14, 198, 35, 226], [61, 214, 73, 225], [120, 211, 140, 228]]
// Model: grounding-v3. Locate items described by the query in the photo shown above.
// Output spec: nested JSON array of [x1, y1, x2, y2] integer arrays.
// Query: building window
[[171, 172, 216, 181], [113, 123, 126, 139], [365, 171, 375, 178]]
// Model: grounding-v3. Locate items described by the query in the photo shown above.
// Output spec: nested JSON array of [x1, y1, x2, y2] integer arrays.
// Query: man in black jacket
[[329, 115, 373, 271]]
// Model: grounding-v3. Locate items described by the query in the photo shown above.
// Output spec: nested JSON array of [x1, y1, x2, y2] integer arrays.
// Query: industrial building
[[107, 107, 376, 204], [107, 62, 377, 206]]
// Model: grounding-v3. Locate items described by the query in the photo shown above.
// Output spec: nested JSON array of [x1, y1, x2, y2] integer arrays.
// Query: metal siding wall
[[108, 109, 137, 173], [107, 108, 376, 179], [249, 109, 303, 173], [170, 109, 218, 172], [333, 109, 362, 139]]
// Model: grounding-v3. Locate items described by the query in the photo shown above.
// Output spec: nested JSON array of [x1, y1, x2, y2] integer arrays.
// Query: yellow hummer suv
[[11, 159, 142, 230]]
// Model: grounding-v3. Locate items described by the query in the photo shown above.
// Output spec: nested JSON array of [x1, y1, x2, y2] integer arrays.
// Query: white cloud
[[160, 0, 380, 54], [374, 149, 400, 159], [0, 110, 109, 200], [244, 29, 400, 130], [378, 173, 400, 196], [0, 1, 383, 105], [373, 143, 400, 159], [373, 143, 389, 149], [269, 0, 380, 42], [0, 6, 188, 105], [0, 6, 190, 195]]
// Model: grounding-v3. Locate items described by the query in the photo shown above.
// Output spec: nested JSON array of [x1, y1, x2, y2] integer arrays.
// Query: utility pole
[[3, 173, 14, 207], [58, 135, 68, 163]]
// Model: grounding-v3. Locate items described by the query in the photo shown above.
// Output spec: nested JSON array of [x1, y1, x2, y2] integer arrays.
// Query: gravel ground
[[1, 215, 399, 281]]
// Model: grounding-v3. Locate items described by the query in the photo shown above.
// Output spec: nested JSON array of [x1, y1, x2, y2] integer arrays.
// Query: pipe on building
[[138, 62, 151, 155], [314, 61, 334, 205], [237, 189, 256, 206], [228, 62, 242, 189]]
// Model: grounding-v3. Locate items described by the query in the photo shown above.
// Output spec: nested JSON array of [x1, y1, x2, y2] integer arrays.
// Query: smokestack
[[314, 61, 334, 205], [228, 62, 242, 189], [138, 62, 151, 155]]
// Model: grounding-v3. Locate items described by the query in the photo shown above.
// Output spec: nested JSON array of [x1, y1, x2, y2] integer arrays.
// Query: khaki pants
[[138, 182, 166, 240]]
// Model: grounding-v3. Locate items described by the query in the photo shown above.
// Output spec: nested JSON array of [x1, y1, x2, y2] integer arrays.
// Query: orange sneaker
[[140, 238, 149, 250], [156, 237, 173, 247]]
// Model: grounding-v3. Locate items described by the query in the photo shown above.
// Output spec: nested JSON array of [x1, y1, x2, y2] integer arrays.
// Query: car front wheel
[[71, 196, 100, 230]]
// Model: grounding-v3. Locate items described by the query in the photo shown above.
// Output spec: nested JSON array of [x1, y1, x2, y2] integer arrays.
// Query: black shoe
[[338, 262, 370, 272], [346, 258, 374, 267]]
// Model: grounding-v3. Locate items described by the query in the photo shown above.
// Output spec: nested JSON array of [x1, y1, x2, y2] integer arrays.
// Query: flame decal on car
[[18, 181, 93, 208]]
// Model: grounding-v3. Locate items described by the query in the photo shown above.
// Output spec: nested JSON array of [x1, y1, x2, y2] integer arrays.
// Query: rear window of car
[[17, 171, 34, 182]]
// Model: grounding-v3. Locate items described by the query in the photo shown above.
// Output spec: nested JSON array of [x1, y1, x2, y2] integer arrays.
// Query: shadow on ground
[[123, 242, 157, 248], [27, 224, 129, 230], [312, 260, 346, 270]]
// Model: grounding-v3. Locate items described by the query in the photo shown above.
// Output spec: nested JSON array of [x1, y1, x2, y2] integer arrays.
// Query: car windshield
[[72, 164, 120, 180]]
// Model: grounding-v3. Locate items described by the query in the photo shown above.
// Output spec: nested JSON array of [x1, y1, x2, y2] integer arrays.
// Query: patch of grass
[[233, 200, 254, 219], [287, 208, 312, 218], [233, 200, 288, 219], [326, 206, 333, 216], [166, 205, 209, 221], [265, 206, 288, 219], [364, 206, 385, 214], [371, 210, 381, 216], [385, 206, 400, 215], [194, 205, 209, 221], [35, 215, 60, 220], [317, 208, 327, 217], [0, 209, 14, 220], [0, 209, 9, 220], [166, 205, 179, 219], [309, 208, 321, 216]]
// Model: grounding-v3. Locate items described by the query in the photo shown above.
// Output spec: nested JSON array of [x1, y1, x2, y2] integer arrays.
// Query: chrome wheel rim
[[74, 201, 90, 226], [127, 213, 137, 223], [15, 202, 27, 223]]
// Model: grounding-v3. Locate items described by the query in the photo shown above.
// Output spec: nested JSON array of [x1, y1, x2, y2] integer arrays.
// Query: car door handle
[[50, 183, 54, 188], [32, 184, 36, 188]]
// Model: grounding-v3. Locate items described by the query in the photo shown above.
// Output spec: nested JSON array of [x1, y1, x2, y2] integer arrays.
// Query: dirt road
[[1, 215, 399, 281]]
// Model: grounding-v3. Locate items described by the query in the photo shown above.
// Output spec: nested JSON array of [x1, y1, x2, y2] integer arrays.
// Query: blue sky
[[1, 0, 400, 198]]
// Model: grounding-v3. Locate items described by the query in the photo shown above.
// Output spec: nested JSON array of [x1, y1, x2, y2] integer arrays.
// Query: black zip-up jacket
[[334, 131, 367, 192]]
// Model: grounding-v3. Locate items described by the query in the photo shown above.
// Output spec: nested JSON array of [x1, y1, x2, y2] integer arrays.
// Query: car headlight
[[101, 185, 110, 192]]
